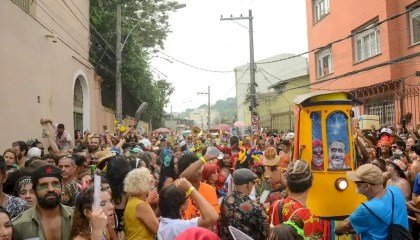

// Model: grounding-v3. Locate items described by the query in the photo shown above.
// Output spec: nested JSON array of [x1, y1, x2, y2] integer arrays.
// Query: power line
[[221, 65, 250, 100], [35, 0, 90, 55], [59, 0, 90, 31], [157, 51, 233, 73], [256, 68, 274, 85], [257, 6, 418, 65], [286, 52, 420, 92], [68, 0, 116, 55]]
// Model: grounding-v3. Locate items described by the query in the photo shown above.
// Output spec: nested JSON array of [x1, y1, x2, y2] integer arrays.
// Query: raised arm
[[175, 178, 219, 228], [179, 152, 217, 180]]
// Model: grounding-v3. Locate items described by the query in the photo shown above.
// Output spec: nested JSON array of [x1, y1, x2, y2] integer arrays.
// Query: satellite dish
[[135, 102, 148, 120]]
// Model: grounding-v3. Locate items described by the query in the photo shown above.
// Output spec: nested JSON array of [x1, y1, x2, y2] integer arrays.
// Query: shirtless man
[[13, 165, 73, 240]]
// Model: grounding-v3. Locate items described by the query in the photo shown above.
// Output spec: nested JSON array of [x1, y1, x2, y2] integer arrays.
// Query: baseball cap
[[233, 168, 257, 185], [380, 128, 392, 135], [347, 164, 383, 185], [130, 147, 143, 154], [285, 132, 295, 140], [27, 147, 42, 159]]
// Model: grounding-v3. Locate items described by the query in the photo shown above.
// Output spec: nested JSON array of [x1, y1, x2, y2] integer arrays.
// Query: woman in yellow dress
[[124, 167, 159, 240]]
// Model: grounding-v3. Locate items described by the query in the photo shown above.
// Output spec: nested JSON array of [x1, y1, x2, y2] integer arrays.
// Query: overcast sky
[[151, 0, 309, 113]]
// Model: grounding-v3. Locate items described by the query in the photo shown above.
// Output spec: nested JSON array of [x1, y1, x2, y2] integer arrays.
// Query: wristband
[[200, 157, 207, 164], [186, 186, 195, 197]]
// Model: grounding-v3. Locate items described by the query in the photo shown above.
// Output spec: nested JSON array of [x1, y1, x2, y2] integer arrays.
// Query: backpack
[[362, 189, 413, 240]]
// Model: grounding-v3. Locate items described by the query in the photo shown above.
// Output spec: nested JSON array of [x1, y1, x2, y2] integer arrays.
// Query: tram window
[[326, 112, 351, 171], [311, 112, 324, 171]]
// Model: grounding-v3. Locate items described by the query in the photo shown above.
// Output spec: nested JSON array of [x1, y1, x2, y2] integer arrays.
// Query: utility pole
[[115, 4, 122, 122], [197, 86, 211, 132], [221, 10, 257, 129]]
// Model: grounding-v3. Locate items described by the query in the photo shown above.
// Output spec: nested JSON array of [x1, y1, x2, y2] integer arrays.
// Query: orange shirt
[[279, 151, 292, 169], [183, 182, 220, 219]]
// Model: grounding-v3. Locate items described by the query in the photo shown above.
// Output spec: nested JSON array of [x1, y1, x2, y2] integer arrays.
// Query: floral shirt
[[219, 191, 268, 240], [6, 195, 29, 219], [269, 197, 325, 239]]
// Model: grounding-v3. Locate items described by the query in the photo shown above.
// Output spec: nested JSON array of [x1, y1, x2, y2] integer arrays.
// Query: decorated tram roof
[[293, 91, 361, 106]]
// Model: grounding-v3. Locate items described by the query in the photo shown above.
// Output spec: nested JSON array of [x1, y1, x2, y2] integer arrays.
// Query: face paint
[[36, 184, 47, 192]]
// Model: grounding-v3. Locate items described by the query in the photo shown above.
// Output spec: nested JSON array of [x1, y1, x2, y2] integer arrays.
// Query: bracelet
[[186, 186, 195, 197], [200, 157, 207, 164]]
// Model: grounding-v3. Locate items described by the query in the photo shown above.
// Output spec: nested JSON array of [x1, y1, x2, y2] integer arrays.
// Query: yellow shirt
[[124, 196, 154, 240]]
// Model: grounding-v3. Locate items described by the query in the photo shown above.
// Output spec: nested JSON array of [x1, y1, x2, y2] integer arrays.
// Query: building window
[[316, 48, 333, 78], [410, 6, 420, 45], [12, 0, 31, 13], [353, 23, 381, 63], [367, 100, 395, 125], [313, 0, 330, 23]]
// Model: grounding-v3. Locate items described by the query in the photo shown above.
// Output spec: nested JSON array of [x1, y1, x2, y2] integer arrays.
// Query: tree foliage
[[90, 0, 177, 129]]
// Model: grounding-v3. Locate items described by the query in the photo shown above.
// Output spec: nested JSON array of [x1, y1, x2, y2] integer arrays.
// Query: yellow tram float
[[292, 91, 366, 239]]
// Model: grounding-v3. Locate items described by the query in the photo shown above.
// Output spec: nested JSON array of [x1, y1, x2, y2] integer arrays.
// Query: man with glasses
[[335, 164, 409, 239], [219, 168, 268, 240]]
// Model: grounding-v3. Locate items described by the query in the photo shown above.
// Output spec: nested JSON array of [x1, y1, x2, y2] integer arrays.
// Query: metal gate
[[350, 78, 420, 126]]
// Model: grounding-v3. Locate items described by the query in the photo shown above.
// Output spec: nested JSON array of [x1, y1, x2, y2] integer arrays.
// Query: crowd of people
[[0, 117, 419, 240]]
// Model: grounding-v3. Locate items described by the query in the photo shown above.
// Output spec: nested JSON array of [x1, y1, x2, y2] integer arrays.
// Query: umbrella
[[210, 124, 231, 132], [154, 128, 171, 133], [234, 121, 245, 127]]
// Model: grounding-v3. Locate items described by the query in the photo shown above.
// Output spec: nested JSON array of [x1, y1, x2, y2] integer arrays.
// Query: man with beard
[[13, 165, 73, 240], [88, 135, 101, 155], [328, 141, 350, 170]]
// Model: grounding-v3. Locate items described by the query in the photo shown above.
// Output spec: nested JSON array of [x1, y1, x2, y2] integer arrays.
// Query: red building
[[306, 0, 420, 126]]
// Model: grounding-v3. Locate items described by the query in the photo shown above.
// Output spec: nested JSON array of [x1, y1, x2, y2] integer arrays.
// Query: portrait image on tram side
[[327, 112, 351, 171], [311, 112, 324, 171], [312, 139, 324, 171], [328, 141, 350, 170]]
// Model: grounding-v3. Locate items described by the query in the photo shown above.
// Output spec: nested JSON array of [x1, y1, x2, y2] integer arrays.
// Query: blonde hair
[[124, 167, 153, 195]]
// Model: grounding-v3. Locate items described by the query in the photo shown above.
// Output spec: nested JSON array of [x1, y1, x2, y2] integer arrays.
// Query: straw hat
[[96, 151, 116, 170], [263, 147, 280, 166]]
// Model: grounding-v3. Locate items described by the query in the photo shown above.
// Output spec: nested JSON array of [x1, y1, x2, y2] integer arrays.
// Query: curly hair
[[70, 187, 95, 239], [124, 168, 153, 195], [105, 156, 130, 204]]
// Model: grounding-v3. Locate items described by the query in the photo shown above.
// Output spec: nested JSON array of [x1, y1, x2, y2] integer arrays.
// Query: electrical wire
[[256, 6, 419, 65], [221, 65, 250, 100], [35, 0, 91, 55], [68, 0, 116, 55], [286, 52, 420, 92], [157, 51, 234, 73]]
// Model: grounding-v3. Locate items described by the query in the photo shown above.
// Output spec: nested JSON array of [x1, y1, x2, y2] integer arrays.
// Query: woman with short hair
[[124, 167, 159, 240]]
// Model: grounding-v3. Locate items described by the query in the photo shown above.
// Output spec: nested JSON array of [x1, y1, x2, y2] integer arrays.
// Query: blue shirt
[[349, 186, 409, 240], [413, 173, 420, 195]]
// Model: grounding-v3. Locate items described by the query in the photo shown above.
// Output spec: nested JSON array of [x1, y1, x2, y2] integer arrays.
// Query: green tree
[[90, 0, 177, 128]]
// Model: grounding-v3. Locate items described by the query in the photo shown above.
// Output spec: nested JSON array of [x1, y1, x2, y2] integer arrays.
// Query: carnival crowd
[[0, 116, 419, 240]]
